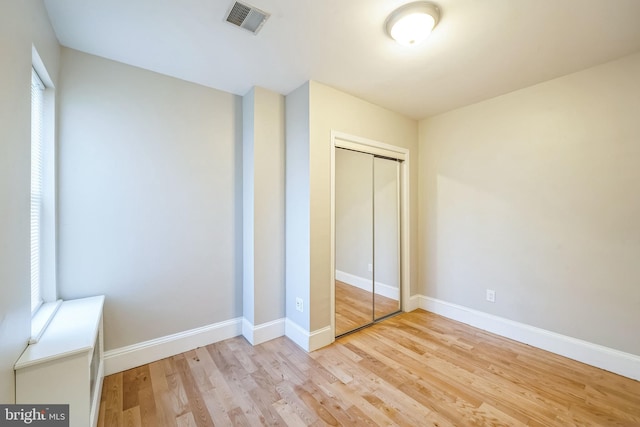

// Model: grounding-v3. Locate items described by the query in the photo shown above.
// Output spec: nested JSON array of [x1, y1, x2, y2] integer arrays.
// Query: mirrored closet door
[[335, 147, 401, 337]]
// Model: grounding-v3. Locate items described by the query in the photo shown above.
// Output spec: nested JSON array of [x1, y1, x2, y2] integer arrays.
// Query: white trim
[[330, 135, 337, 339], [334, 140, 405, 161], [333, 131, 407, 161], [30, 299, 62, 344], [414, 295, 640, 381], [335, 270, 400, 300], [104, 317, 242, 375], [242, 318, 286, 345], [16, 296, 105, 369], [406, 294, 421, 312], [284, 318, 309, 350], [242, 318, 254, 343], [90, 360, 104, 427], [31, 45, 57, 307], [309, 325, 333, 351], [285, 319, 334, 352], [399, 152, 411, 314]]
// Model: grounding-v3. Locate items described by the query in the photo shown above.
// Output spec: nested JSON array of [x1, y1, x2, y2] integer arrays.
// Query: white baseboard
[[104, 317, 242, 375], [285, 319, 334, 352], [406, 294, 421, 312], [413, 295, 640, 381], [309, 325, 333, 351], [242, 318, 285, 346], [336, 270, 400, 300], [284, 319, 308, 350]]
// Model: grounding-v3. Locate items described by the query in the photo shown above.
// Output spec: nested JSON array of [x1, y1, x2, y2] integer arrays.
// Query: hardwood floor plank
[[184, 349, 214, 392], [138, 384, 158, 427], [121, 370, 139, 412], [122, 366, 149, 411], [148, 360, 176, 427], [272, 398, 308, 427], [296, 385, 339, 426], [173, 354, 215, 427], [274, 382, 319, 425], [226, 406, 253, 426], [207, 341, 272, 426], [123, 406, 142, 427], [247, 385, 288, 425], [165, 364, 190, 418], [324, 379, 395, 426], [344, 405, 380, 426], [103, 372, 124, 427], [206, 362, 240, 417], [100, 309, 640, 426], [96, 399, 106, 427], [226, 336, 259, 373], [175, 412, 197, 427]]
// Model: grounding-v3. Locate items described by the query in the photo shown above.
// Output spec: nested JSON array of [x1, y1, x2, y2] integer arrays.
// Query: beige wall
[[308, 81, 418, 331], [419, 52, 640, 355], [57, 48, 243, 351], [0, 0, 60, 403], [242, 87, 285, 327]]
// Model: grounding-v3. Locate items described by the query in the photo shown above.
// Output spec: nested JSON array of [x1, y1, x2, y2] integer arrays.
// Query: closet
[[335, 147, 402, 336]]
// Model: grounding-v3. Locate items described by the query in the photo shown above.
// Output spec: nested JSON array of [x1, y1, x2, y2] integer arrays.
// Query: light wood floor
[[98, 309, 640, 426], [335, 280, 399, 336]]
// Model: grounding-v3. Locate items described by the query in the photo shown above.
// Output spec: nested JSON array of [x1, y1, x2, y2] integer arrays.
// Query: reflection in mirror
[[335, 148, 373, 336], [374, 157, 401, 320]]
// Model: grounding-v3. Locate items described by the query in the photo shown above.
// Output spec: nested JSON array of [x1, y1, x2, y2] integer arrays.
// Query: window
[[31, 68, 45, 315], [30, 50, 59, 343]]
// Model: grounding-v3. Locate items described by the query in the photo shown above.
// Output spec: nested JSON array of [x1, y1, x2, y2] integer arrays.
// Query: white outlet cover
[[486, 289, 496, 302]]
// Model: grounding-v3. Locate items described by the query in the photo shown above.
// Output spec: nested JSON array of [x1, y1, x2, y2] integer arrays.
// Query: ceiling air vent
[[225, 1, 270, 35]]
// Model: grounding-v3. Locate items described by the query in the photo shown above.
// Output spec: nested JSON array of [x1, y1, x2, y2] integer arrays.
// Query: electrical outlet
[[367, 263, 373, 272], [295, 297, 303, 312], [486, 289, 496, 303]]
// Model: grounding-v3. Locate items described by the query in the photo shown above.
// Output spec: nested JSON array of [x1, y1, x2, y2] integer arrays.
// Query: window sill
[[30, 300, 63, 344]]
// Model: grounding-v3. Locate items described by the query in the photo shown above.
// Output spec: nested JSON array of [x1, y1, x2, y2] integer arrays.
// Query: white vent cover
[[225, 1, 270, 34]]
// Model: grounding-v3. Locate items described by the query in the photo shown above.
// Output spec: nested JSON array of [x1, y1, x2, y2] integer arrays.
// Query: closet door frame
[[330, 130, 411, 340]]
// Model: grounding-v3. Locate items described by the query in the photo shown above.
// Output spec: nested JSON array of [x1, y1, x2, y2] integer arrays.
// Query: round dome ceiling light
[[385, 1, 440, 46]]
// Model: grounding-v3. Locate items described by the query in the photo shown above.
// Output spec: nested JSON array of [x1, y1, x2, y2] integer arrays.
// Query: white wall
[[419, 52, 640, 356], [0, 0, 60, 403], [57, 48, 243, 351]]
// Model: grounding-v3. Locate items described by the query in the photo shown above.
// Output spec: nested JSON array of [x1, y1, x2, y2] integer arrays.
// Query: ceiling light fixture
[[385, 1, 440, 46]]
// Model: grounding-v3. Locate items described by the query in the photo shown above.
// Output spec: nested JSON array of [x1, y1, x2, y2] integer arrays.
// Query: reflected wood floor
[[98, 310, 640, 426], [335, 280, 399, 336]]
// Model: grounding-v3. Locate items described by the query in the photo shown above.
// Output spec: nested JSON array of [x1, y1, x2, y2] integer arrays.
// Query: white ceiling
[[44, 0, 640, 120]]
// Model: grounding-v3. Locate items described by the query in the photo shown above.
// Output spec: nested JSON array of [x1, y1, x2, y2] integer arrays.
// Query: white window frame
[[31, 66, 45, 315], [30, 47, 60, 343]]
